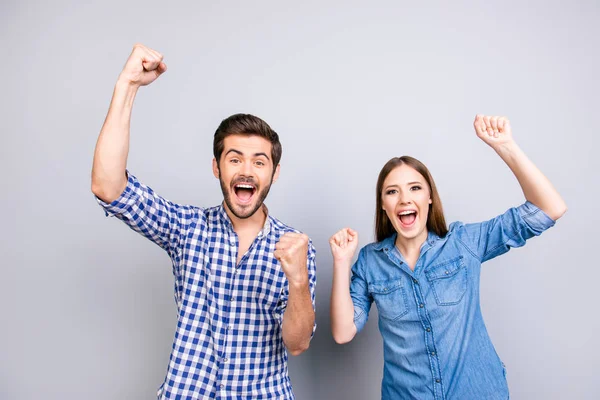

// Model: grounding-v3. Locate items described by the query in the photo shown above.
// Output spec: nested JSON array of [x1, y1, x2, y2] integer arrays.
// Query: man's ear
[[212, 158, 219, 179], [272, 164, 281, 184]]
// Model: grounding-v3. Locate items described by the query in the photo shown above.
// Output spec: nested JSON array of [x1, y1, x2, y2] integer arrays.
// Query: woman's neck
[[395, 230, 428, 270]]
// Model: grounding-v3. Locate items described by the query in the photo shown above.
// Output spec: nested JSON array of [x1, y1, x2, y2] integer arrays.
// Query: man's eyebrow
[[225, 149, 270, 161], [254, 152, 270, 160], [225, 149, 243, 157]]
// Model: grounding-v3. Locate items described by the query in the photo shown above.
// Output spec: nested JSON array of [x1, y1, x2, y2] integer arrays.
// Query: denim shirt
[[350, 202, 555, 400]]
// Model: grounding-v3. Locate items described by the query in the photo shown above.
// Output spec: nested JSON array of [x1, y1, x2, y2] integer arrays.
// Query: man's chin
[[229, 202, 261, 219], [221, 183, 271, 220]]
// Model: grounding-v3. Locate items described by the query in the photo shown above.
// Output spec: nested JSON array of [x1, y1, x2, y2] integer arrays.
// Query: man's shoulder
[[268, 215, 301, 234], [202, 204, 224, 217], [267, 215, 315, 246]]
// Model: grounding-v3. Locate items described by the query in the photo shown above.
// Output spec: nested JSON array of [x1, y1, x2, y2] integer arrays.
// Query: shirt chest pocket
[[425, 256, 468, 306], [368, 279, 408, 321]]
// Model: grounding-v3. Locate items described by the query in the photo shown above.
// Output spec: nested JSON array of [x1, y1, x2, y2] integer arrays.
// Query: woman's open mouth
[[397, 210, 417, 229]]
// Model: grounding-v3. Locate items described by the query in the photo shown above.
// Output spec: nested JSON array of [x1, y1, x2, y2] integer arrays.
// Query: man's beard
[[220, 174, 273, 219]]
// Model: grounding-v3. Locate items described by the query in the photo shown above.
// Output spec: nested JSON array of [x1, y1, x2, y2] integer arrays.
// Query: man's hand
[[118, 43, 167, 87], [274, 233, 309, 286]]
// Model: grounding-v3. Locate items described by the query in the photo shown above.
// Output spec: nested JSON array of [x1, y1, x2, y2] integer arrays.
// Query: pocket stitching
[[426, 258, 468, 306], [425, 255, 464, 280], [369, 280, 409, 321]]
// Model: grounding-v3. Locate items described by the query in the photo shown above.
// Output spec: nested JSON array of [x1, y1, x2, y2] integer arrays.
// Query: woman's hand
[[474, 114, 514, 150], [329, 228, 359, 267]]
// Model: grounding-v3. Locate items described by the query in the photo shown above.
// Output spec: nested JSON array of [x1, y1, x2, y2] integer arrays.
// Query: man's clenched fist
[[274, 233, 310, 286], [119, 43, 167, 87]]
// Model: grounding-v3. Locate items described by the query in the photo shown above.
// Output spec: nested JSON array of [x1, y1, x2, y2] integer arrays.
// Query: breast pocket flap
[[368, 279, 403, 294], [425, 256, 465, 281]]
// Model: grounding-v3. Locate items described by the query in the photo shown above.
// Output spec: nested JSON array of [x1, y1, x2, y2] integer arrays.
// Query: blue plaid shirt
[[97, 172, 317, 399]]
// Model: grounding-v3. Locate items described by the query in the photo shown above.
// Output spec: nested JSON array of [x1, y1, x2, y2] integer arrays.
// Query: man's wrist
[[287, 275, 310, 290], [115, 75, 141, 92]]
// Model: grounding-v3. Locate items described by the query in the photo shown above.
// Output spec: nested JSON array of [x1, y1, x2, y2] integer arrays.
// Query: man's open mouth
[[233, 183, 257, 204]]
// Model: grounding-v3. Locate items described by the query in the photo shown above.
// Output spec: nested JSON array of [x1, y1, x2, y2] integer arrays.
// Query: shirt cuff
[[95, 171, 141, 217], [310, 321, 317, 340], [353, 307, 368, 333], [518, 201, 556, 235]]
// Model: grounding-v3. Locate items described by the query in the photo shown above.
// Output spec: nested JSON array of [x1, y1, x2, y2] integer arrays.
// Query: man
[[91, 44, 316, 399]]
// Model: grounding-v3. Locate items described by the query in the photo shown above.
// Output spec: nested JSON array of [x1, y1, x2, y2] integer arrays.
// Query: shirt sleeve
[[275, 239, 318, 338], [350, 247, 373, 333], [455, 201, 556, 263], [95, 171, 196, 260]]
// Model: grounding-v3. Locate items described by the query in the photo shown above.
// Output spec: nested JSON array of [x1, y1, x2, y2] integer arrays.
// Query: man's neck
[[223, 202, 268, 235]]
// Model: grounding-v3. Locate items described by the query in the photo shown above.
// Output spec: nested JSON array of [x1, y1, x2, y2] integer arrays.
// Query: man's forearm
[[91, 44, 167, 203], [282, 281, 314, 356], [91, 79, 138, 203]]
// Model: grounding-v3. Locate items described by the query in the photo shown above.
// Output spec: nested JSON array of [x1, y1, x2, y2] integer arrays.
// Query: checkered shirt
[[97, 172, 317, 399]]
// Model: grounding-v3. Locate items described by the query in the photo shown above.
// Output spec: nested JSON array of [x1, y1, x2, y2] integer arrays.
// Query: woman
[[329, 115, 566, 399]]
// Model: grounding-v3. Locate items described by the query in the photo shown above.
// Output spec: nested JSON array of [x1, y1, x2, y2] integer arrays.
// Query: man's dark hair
[[213, 114, 282, 168]]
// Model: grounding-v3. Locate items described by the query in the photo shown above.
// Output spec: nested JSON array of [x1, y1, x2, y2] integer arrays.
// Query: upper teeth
[[399, 211, 415, 215], [236, 184, 253, 189]]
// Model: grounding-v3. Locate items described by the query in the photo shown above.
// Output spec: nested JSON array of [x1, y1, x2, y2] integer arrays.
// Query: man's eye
[[230, 159, 240, 164], [255, 161, 265, 166]]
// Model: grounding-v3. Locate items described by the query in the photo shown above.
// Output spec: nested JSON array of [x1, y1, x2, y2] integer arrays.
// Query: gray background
[[2, 0, 598, 399]]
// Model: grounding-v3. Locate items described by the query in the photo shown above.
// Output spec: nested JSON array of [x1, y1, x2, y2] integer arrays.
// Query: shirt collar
[[218, 203, 272, 237], [373, 230, 441, 251]]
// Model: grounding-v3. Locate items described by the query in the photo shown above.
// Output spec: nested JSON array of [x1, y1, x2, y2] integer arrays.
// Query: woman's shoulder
[[360, 236, 395, 254]]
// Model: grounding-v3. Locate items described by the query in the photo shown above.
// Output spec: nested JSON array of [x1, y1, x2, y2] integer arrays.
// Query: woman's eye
[[411, 186, 422, 191], [385, 189, 398, 195]]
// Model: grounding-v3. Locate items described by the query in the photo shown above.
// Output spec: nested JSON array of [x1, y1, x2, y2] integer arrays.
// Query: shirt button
[[220, 384, 225, 389], [436, 379, 441, 383], [426, 327, 431, 332], [445, 270, 449, 275], [419, 303, 424, 308], [431, 351, 436, 356], [224, 358, 229, 362], [413, 278, 418, 284], [227, 325, 232, 330]]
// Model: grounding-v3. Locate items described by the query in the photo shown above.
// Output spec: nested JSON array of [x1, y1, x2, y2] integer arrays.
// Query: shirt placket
[[413, 242, 446, 400], [410, 274, 445, 400], [217, 227, 266, 399], [214, 230, 237, 399], [386, 239, 445, 400]]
